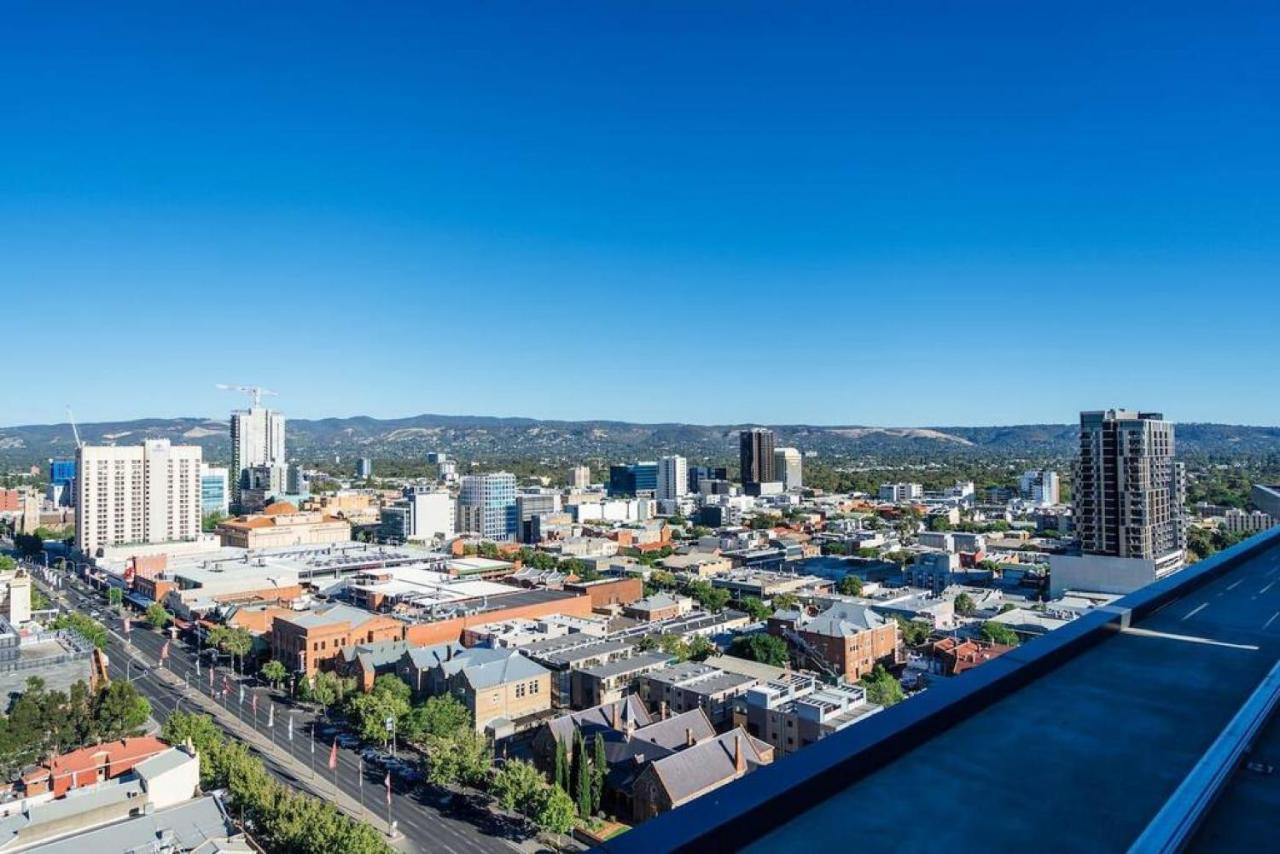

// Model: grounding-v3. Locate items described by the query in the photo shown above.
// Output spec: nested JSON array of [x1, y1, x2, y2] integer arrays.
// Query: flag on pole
[[288, 715, 294, 741], [208, 667, 214, 689], [238, 684, 245, 705], [385, 771, 392, 806], [310, 731, 315, 754], [122, 616, 130, 635], [267, 705, 274, 728], [359, 756, 363, 787], [328, 739, 338, 770], [251, 693, 258, 715], [159, 641, 169, 661], [222, 674, 230, 695]]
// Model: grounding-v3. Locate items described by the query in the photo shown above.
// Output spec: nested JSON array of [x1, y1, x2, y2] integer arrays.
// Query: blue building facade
[[49, 458, 76, 487], [608, 462, 659, 497]]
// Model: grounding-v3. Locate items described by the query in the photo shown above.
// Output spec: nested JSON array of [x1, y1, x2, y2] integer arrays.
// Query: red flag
[[159, 641, 169, 661], [222, 674, 229, 694], [385, 770, 392, 805], [251, 693, 258, 714], [328, 738, 338, 771]]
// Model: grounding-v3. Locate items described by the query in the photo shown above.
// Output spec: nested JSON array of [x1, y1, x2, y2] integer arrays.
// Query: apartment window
[[516, 683, 526, 698], [530, 680, 539, 694]]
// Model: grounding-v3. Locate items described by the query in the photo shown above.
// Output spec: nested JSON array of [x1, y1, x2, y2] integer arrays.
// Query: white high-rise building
[[774, 447, 803, 491], [569, 465, 591, 490], [656, 456, 688, 502], [230, 406, 285, 505], [1019, 469, 1061, 506], [76, 440, 203, 555]]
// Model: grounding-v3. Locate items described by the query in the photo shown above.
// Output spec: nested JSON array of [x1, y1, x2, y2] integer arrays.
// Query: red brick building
[[20, 736, 169, 798]]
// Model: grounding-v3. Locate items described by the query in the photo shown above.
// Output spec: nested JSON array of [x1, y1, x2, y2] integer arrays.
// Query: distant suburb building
[[76, 440, 203, 557], [215, 501, 351, 549]]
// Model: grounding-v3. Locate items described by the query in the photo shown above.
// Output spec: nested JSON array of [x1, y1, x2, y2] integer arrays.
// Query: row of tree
[[162, 712, 390, 853]]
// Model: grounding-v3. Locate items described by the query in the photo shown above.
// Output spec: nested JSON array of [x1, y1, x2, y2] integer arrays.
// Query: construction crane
[[66, 406, 83, 450], [216, 384, 278, 408]]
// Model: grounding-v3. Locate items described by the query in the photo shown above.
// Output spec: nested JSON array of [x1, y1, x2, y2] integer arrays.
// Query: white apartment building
[[878, 482, 923, 502], [230, 406, 286, 503], [657, 455, 688, 501], [1220, 508, 1277, 535], [774, 447, 803, 491], [76, 440, 203, 556], [569, 466, 591, 489]]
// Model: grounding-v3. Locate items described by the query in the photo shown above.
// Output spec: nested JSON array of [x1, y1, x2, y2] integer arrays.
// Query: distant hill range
[[2, 415, 1279, 470]]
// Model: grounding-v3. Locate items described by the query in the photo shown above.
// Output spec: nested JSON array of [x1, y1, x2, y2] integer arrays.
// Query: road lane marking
[[1261, 582, 1276, 595], [1265, 612, 1280, 630], [1183, 602, 1209, 620], [1122, 627, 1259, 651], [1227, 579, 1243, 591]]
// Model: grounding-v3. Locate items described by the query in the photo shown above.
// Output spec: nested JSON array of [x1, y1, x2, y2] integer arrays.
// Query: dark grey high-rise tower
[[1075, 409, 1186, 573], [739, 428, 777, 487]]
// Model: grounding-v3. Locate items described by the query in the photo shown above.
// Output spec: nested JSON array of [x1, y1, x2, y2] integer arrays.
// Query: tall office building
[[656, 455, 688, 501], [76, 440, 203, 555], [230, 406, 286, 505], [774, 447, 803, 491], [687, 466, 729, 493], [608, 462, 659, 497], [356, 458, 373, 479], [200, 464, 230, 516], [569, 465, 591, 490], [739, 428, 777, 487], [1019, 469, 1061, 506], [1075, 409, 1186, 573], [457, 473, 518, 541]]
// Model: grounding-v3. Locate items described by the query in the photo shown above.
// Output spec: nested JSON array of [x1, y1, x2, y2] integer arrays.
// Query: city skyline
[[3, 3, 1280, 426]]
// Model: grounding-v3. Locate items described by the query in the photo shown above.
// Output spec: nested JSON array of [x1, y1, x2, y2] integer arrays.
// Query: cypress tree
[[554, 738, 569, 793], [573, 729, 590, 818], [591, 733, 607, 815]]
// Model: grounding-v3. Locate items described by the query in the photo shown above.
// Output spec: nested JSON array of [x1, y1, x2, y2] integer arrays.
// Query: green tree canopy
[[728, 633, 789, 667], [859, 664, 905, 707], [979, 621, 1021, 646], [837, 574, 864, 597]]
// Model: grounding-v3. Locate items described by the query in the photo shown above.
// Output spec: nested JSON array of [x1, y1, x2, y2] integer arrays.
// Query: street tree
[[144, 602, 172, 631], [261, 659, 288, 689], [490, 759, 546, 814]]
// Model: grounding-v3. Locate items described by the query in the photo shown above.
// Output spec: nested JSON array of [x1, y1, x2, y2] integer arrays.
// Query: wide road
[[44, 571, 522, 854], [746, 541, 1280, 853]]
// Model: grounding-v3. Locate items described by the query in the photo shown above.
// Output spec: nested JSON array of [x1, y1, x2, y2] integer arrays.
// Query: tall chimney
[[734, 734, 745, 774], [612, 701, 621, 730], [685, 727, 694, 747], [659, 700, 668, 720]]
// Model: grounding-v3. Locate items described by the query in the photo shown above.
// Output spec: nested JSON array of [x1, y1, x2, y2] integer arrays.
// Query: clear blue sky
[[3, 2, 1278, 427]]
